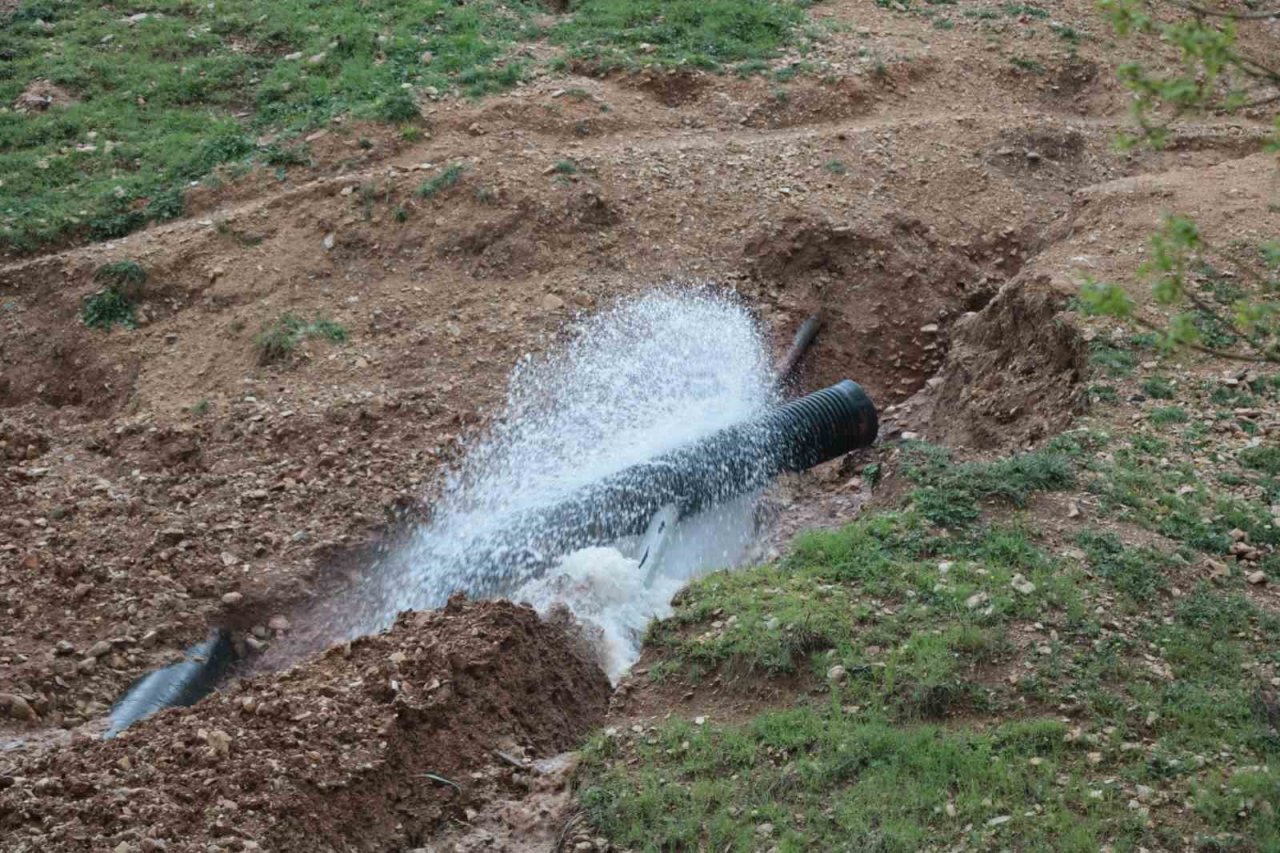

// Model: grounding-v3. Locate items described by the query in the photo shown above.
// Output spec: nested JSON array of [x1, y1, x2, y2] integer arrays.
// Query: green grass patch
[[1075, 530, 1173, 601], [81, 259, 147, 329], [578, 708, 1144, 852], [550, 0, 812, 72], [1002, 3, 1049, 17], [1149, 406, 1188, 425], [647, 511, 1082, 690], [1089, 341, 1137, 377], [82, 286, 138, 330], [0, 0, 544, 253], [253, 313, 348, 365], [1008, 56, 1046, 74], [902, 442, 1075, 528], [1050, 22, 1083, 42], [1240, 446, 1280, 476], [417, 164, 466, 198], [1140, 375, 1176, 399], [1084, 439, 1280, 552]]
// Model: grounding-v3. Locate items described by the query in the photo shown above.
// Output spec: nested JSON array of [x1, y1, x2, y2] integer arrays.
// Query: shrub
[[82, 261, 147, 330]]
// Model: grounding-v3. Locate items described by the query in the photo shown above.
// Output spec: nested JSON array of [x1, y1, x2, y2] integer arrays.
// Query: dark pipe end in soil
[[105, 631, 233, 738]]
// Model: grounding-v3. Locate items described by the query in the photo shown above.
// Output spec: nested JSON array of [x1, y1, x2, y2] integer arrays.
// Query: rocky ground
[[2, 0, 1278, 849]]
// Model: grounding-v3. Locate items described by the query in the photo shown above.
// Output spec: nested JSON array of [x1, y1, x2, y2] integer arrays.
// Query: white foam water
[[360, 288, 776, 677]]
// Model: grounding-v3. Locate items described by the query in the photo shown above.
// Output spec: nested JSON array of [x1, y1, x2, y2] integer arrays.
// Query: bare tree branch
[[1129, 313, 1276, 362]]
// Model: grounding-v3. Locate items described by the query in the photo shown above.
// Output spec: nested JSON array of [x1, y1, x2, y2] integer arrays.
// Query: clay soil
[[2, 0, 1278, 850]]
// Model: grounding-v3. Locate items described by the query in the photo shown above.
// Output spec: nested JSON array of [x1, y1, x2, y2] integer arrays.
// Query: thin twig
[[1129, 314, 1273, 362], [1232, 51, 1280, 83], [420, 772, 462, 792], [1238, 91, 1280, 109]]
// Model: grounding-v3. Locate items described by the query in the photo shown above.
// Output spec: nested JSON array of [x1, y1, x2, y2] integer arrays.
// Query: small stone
[[419, 51, 434, 64], [284, 51, 303, 61], [1205, 559, 1230, 580], [826, 665, 848, 683], [1247, 571, 1268, 585], [1011, 574, 1036, 595], [0, 694, 36, 721], [219, 552, 239, 567], [307, 52, 326, 65], [1135, 784, 1153, 802], [987, 815, 1012, 827], [965, 591, 989, 610], [322, 232, 336, 251], [1229, 528, 1248, 543], [77, 657, 97, 674], [542, 293, 566, 311], [694, 716, 706, 726], [1066, 501, 1081, 519], [206, 729, 232, 757], [86, 640, 113, 658], [268, 615, 291, 632], [221, 591, 244, 606], [1086, 751, 1103, 765], [755, 822, 774, 837], [54, 640, 75, 656]]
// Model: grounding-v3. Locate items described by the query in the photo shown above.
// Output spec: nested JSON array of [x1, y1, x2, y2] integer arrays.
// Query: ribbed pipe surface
[[471, 379, 878, 589]]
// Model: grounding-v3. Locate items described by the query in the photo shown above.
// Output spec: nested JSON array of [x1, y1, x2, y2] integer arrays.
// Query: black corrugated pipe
[[469, 379, 878, 590], [105, 631, 233, 738]]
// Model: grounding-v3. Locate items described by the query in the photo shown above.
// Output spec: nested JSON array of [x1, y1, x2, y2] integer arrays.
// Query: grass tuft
[[418, 164, 466, 198], [253, 313, 348, 365], [902, 442, 1075, 528]]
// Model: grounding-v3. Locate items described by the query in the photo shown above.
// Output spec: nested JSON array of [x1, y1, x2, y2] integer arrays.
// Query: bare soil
[[2, 0, 1278, 849], [1, 597, 610, 852]]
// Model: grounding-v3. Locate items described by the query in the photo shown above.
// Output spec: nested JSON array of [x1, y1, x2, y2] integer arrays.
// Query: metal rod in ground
[[776, 314, 823, 389]]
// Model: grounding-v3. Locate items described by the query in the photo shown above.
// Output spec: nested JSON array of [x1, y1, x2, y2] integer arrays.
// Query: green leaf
[[1079, 278, 1135, 318]]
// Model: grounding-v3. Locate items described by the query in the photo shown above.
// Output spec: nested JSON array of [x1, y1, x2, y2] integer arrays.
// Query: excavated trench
[[91, 204, 1089, 736], [0, 245, 1087, 851]]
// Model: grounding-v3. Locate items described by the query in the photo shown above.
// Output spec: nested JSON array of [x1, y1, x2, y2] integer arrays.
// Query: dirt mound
[[0, 596, 610, 852], [742, 213, 988, 404], [924, 278, 1087, 450]]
